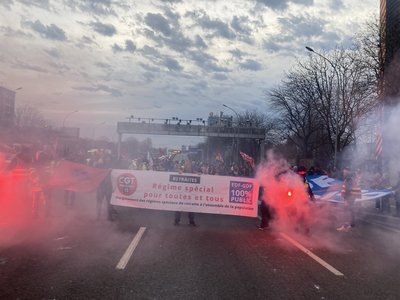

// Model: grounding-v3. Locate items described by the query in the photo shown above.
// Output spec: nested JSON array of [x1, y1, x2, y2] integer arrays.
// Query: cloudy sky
[[0, 0, 377, 146]]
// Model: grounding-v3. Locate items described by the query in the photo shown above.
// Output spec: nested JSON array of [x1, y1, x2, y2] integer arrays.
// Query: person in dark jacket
[[96, 171, 116, 221], [258, 187, 273, 230]]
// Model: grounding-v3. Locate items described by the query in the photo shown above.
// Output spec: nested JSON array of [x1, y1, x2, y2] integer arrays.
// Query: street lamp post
[[222, 104, 239, 164], [222, 104, 239, 122], [62, 110, 78, 128], [306, 46, 340, 169]]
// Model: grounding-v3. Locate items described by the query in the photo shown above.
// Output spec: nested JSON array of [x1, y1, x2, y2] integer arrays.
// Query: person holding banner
[[258, 187, 273, 230], [174, 159, 196, 227], [96, 171, 114, 220]]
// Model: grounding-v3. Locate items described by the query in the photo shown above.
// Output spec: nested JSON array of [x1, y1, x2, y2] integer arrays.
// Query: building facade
[[0, 86, 16, 127], [380, 0, 400, 103]]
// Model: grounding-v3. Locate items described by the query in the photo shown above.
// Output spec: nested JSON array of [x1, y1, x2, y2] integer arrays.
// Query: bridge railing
[[117, 122, 265, 138]]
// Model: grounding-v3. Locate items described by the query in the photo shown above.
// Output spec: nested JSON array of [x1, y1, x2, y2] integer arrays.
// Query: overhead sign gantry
[[116, 118, 266, 160]]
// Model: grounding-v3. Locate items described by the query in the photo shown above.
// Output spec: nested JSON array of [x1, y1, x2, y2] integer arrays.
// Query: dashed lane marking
[[280, 232, 344, 277], [116, 227, 146, 270]]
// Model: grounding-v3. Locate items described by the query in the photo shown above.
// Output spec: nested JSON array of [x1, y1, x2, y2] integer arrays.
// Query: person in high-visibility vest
[[337, 167, 361, 232], [30, 147, 54, 217]]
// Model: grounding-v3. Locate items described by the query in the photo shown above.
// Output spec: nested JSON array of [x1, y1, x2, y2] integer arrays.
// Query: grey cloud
[[142, 71, 156, 83], [321, 31, 341, 44], [162, 6, 181, 27], [198, 15, 236, 40], [194, 35, 207, 49], [48, 62, 70, 74], [256, 0, 313, 11], [238, 35, 255, 45], [44, 48, 61, 58], [19, 0, 50, 10], [229, 49, 246, 59], [125, 40, 136, 53], [263, 40, 284, 53], [95, 62, 111, 69], [72, 84, 122, 97], [0, 26, 33, 38], [139, 45, 160, 58], [112, 43, 123, 52], [13, 61, 48, 73], [23, 20, 67, 41], [112, 40, 136, 53], [139, 62, 160, 83], [231, 16, 254, 45], [76, 35, 97, 49], [310, 31, 342, 50], [213, 73, 228, 81], [278, 13, 327, 37], [189, 80, 208, 95], [141, 9, 200, 54], [188, 50, 229, 73], [163, 57, 183, 71], [145, 13, 172, 37], [139, 62, 161, 73], [0, 0, 14, 10], [231, 16, 251, 35], [91, 22, 116, 36], [163, 31, 192, 52], [63, 0, 116, 16], [240, 59, 262, 71], [329, 0, 344, 10], [141, 28, 163, 47], [140, 24, 193, 53]]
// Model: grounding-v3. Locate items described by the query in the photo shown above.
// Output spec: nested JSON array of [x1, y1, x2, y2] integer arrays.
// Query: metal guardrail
[[117, 122, 265, 139]]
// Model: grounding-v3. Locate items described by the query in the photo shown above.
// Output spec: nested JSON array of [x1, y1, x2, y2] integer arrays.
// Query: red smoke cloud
[[256, 151, 311, 234]]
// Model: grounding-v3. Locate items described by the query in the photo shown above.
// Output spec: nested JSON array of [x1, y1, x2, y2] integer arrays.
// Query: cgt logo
[[117, 173, 137, 196]]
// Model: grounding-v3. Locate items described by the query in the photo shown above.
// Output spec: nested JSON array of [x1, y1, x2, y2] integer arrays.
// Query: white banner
[[110, 170, 259, 217]]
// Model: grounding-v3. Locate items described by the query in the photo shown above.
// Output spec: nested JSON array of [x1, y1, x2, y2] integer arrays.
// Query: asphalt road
[[1, 193, 400, 300]]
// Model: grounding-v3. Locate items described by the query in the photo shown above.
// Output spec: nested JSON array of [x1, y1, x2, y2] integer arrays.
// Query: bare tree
[[268, 47, 377, 166], [354, 14, 381, 84], [14, 104, 46, 128], [269, 68, 326, 161], [235, 109, 281, 160]]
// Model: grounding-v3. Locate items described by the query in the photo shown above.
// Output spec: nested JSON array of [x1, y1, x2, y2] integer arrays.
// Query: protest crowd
[[0, 142, 256, 221], [0, 141, 398, 234]]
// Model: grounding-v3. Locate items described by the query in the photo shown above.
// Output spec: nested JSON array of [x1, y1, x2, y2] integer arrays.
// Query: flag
[[240, 151, 255, 168], [375, 131, 383, 160], [47, 160, 110, 193], [375, 104, 384, 160]]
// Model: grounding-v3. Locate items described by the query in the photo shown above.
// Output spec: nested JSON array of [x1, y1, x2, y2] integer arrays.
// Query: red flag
[[239, 151, 255, 168], [47, 160, 110, 193]]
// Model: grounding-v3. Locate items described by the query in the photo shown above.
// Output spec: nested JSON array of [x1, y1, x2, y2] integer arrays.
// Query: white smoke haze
[[380, 102, 400, 183], [345, 101, 400, 181]]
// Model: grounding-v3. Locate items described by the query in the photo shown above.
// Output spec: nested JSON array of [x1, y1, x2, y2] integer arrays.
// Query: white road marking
[[116, 227, 146, 270], [280, 232, 344, 277]]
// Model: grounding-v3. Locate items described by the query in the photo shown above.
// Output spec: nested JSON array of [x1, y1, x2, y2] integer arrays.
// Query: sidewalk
[[358, 200, 400, 231]]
